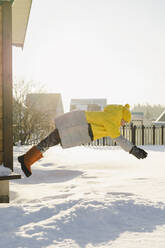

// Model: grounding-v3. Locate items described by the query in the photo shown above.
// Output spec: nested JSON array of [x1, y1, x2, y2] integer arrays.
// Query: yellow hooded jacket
[[85, 104, 131, 140]]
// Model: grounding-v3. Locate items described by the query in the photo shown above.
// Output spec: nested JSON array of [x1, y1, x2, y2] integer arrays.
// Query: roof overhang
[[12, 0, 32, 47], [0, 0, 32, 47]]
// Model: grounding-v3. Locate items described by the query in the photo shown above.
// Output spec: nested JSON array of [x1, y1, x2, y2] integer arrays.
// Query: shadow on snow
[[16, 169, 84, 184], [0, 193, 165, 247]]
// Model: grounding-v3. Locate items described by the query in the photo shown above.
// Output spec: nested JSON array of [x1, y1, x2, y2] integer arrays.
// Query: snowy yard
[[0, 145, 165, 248]]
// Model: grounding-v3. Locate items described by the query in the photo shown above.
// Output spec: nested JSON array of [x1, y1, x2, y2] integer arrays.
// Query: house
[[131, 112, 144, 125], [70, 98, 107, 111], [26, 93, 64, 122]]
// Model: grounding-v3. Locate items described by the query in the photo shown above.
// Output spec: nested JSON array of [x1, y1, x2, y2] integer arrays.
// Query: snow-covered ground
[[1, 145, 165, 248]]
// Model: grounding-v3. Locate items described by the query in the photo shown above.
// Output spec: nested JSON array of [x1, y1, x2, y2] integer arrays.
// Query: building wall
[[0, 6, 3, 164]]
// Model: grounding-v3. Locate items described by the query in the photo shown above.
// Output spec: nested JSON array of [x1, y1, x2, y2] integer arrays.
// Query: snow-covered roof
[[155, 110, 165, 123]]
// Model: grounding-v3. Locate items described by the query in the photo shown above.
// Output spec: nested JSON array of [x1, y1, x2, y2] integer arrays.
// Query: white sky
[[13, 0, 165, 111]]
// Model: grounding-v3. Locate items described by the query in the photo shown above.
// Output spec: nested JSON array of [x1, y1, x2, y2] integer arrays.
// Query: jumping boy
[[18, 104, 147, 177]]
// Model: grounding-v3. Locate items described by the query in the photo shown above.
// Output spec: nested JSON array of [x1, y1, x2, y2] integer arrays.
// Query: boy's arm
[[113, 136, 148, 159]]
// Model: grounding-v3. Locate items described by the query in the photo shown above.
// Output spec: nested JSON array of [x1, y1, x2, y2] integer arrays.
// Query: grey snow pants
[[37, 128, 61, 153]]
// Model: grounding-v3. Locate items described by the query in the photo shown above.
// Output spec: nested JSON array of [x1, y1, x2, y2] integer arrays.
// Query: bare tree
[[13, 79, 54, 145]]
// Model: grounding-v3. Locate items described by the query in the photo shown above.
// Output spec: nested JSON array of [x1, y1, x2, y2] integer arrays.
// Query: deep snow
[[0, 145, 165, 248]]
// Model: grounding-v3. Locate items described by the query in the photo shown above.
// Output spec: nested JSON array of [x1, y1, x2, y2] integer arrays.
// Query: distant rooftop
[[71, 98, 107, 105], [70, 98, 107, 111]]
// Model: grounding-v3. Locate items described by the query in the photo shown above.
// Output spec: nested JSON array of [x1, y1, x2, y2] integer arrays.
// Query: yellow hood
[[104, 104, 131, 123]]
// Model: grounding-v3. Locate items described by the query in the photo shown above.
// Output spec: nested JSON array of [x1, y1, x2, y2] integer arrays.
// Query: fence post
[[142, 125, 145, 145], [161, 125, 164, 145], [131, 124, 136, 145], [103, 137, 105, 146], [97, 139, 99, 146], [123, 125, 125, 137], [153, 125, 155, 145], [131, 123, 133, 144]]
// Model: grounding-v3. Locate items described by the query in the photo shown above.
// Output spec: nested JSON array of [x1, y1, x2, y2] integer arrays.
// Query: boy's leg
[[18, 129, 61, 177], [37, 128, 61, 152]]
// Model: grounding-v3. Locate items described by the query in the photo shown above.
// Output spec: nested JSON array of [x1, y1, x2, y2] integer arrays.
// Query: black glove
[[129, 146, 148, 159]]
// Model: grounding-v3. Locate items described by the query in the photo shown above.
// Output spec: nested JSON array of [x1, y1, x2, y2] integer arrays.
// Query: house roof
[[12, 0, 32, 47], [155, 110, 165, 122], [70, 98, 107, 111], [70, 98, 107, 106], [1, 0, 32, 47]]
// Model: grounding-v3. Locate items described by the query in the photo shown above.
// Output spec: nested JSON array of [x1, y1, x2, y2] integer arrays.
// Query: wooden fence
[[88, 124, 165, 146]]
